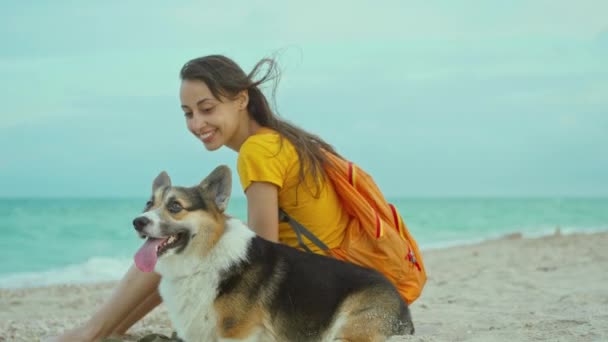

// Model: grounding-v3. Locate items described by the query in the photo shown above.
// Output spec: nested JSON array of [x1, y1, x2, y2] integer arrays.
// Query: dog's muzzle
[[133, 216, 151, 233]]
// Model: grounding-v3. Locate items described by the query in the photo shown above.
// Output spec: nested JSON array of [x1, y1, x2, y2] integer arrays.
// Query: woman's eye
[[168, 201, 183, 213], [184, 112, 193, 118], [202, 107, 215, 114]]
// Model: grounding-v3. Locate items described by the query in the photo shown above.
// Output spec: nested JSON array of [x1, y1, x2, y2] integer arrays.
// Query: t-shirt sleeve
[[237, 135, 287, 192]]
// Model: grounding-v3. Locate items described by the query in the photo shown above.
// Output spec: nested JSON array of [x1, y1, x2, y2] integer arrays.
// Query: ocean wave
[[0, 256, 133, 289]]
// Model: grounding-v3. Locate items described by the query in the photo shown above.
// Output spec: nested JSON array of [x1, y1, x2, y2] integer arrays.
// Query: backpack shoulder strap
[[278, 208, 329, 253]]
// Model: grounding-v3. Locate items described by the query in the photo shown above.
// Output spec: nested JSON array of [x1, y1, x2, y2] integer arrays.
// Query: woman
[[51, 55, 356, 341]]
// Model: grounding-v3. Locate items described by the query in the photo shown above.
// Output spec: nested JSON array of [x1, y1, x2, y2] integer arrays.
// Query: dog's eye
[[168, 201, 183, 213], [144, 200, 153, 211]]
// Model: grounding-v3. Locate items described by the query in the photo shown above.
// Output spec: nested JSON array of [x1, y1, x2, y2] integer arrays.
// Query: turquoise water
[[1, 197, 606, 288]]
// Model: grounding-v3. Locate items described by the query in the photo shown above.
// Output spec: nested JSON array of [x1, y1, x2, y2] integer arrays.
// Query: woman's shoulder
[[239, 128, 293, 158], [241, 127, 280, 146]]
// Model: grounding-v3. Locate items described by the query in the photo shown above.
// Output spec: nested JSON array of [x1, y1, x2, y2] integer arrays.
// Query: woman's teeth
[[200, 131, 214, 140]]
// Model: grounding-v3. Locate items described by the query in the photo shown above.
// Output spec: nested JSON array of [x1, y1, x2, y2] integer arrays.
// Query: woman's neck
[[226, 114, 263, 152]]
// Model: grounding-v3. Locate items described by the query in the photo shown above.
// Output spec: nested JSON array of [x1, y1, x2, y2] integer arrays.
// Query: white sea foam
[[0, 256, 133, 289]]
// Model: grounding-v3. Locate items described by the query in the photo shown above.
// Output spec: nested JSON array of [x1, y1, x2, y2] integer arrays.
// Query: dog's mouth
[[134, 232, 189, 273], [152, 232, 188, 256]]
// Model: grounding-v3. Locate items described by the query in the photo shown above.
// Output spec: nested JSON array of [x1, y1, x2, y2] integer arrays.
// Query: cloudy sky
[[1, 0, 606, 198]]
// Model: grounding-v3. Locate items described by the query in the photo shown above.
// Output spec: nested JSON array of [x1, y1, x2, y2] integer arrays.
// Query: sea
[[1, 197, 606, 289]]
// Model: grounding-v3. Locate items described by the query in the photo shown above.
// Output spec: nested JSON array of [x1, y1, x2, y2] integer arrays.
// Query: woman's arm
[[245, 181, 279, 242]]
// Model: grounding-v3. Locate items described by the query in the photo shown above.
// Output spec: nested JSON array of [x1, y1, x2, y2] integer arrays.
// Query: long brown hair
[[180, 55, 340, 197]]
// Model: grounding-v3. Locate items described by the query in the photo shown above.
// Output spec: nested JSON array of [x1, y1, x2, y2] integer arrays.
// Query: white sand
[[1, 232, 607, 341]]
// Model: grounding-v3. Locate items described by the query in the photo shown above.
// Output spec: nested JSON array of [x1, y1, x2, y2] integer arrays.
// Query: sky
[[0, 0, 607, 198]]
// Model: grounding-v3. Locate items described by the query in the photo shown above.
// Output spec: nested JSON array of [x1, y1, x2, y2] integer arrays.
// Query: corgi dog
[[132, 166, 414, 342]]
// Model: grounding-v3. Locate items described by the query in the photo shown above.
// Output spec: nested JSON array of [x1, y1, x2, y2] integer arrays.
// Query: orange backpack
[[279, 152, 427, 304]]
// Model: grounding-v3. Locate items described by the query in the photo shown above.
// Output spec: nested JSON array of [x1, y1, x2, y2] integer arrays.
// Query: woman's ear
[[237, 90, 249, 110]]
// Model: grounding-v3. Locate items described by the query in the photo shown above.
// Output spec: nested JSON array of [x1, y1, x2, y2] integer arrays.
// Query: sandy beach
[[1, 231, 607, 342]]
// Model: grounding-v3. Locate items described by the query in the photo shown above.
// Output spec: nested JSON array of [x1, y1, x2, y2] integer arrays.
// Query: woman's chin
[[203, 141, 222, 151]]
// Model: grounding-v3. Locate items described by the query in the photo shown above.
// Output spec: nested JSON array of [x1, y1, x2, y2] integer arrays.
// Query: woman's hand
[[245, 181, 279, 242]]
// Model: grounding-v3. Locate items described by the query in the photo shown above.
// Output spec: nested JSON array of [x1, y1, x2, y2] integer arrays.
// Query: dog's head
[[132, 165, 232, 273]]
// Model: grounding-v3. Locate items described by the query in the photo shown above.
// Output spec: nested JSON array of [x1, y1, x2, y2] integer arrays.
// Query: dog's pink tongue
[[134, 238, 164, 272]]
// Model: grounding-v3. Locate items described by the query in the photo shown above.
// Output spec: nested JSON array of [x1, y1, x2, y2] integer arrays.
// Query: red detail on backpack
[[347, 162, 354, 185], [388, 203, 400, 233], [407, 246, 422, 272], [374, 210, 382, 239]]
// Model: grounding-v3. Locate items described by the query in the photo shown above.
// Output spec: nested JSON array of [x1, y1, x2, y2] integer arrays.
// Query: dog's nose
[[133, 216, 151, 232]]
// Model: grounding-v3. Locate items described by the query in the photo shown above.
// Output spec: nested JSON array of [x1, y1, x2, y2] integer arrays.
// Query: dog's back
[[159, 220, 414, 342], [236, 236, 415, 341]]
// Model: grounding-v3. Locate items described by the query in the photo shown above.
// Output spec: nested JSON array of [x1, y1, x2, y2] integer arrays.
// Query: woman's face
[[180, 79, 243, 151]]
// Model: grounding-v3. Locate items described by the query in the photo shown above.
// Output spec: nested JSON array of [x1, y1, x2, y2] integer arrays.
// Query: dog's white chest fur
[[159, 272, 220, 341], [156, 219, 263, 342]]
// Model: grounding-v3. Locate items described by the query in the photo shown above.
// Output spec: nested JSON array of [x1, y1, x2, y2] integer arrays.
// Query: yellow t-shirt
[[237, 128, 349, 253]]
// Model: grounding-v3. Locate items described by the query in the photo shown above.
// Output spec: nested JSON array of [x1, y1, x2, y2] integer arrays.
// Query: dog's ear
[[153, 171, 171, 192], [200, 165, 232, 212]]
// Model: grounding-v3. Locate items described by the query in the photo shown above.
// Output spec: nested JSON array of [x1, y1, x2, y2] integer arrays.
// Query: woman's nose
[[189, 112, 206, 133]]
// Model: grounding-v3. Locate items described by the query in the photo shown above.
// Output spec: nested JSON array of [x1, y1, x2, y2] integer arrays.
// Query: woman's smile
[[199, 129, 217, 144]]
